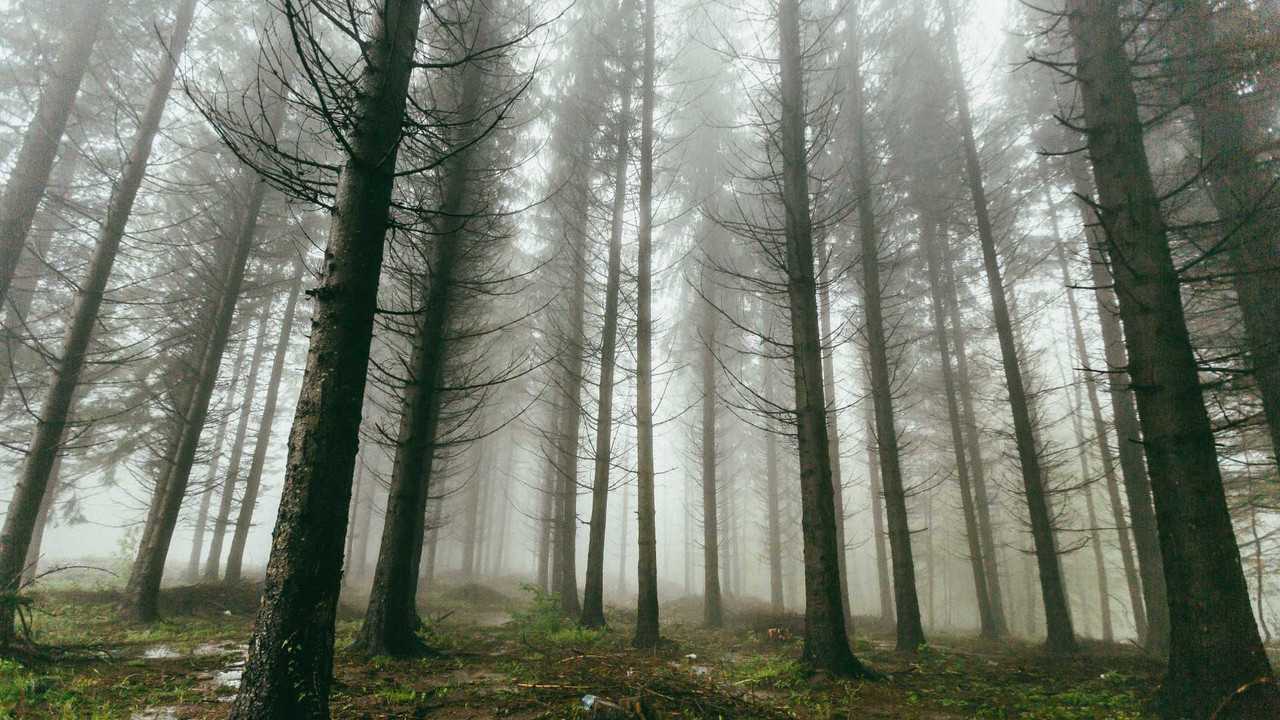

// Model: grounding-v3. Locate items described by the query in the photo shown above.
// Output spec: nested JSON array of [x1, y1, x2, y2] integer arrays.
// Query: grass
[[0, 581, 1165, 719]]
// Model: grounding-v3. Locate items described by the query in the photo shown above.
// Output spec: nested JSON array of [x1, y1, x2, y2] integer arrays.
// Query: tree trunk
[[342, 453, 365, 585], [581, 75, 631, 627], [765, 363, 785, 613], [1066, 0, 1275, 714], [1069, 374, 1114, 643], [187, 331, 251, 582], [781, 0, 871, 676], [536, 418, 556, 592], [1168, 0, 1280, 471], [0, 0, 106, 314], [864, 405, 894, 625], [0, 146, 81, 410], [20, 454, 62, 588], [631, 0, 660, 650], [1047, 193, 1145, 642], [1066, 153, 1166, 651], [846, 5, 924, 653], [227, 2, 423, 715], [224, 265, 305, 583], [939, 230, 1007, 636], [699, 289, 723, 627], [940, 0, 1074, 653], [354, 25, 488, 651], [817, 244, 852, 628], [919, 215, 996, 638], [206, 298, 273, 580], [0, 0, 195, 640]]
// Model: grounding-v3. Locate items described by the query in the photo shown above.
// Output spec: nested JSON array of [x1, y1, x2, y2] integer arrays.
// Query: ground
[[1, 576, 1171, 719]]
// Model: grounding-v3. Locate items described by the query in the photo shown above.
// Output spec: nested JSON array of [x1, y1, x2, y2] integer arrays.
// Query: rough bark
[[224, 265, 305, 583], [781, 0, 871, 676], [581, 72, 631, 627], [0, 0, 106, 314], [227, 2, 423, 715], [631, 0, 660, 650], [0, 0, 195, 639], [940, 0, 1074, 653], [1066, 0, 1275, 714], [765, 364, 785, 613]]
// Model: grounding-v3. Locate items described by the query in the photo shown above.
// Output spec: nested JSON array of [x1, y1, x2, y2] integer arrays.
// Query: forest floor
[[0, 575, 1185, 719]]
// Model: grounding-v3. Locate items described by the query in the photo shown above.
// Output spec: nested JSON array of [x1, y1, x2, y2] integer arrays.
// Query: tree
[[581, 35, 633, 628], [0, 0, 107, 316], [228, 1, 425, 715], [778, 0, 873, 676], [631, 0, 660, 650], [940, 0, 1074, 653], [1063, 0, 1276, 713], [0, 0, 196, 641]]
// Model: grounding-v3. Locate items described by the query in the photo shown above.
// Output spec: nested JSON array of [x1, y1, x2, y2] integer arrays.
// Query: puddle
[[212, 667, 243, 689], [142, 646, 180, 660], [193, 641, 247, 657]]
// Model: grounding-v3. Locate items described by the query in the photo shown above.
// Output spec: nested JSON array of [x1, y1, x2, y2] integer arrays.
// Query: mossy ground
[[1, 578, 1169, 719]]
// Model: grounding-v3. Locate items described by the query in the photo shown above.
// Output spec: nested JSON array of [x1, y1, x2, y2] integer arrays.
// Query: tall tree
[[779, 0, 873, 675], [631, 0, 660, 650], [0, 0, 107, 315], [228, 1, 424, 715], [224, 263, 306, 583], [846, 3, 925, 651], [581, 47, 633, 628], [939, 0, 1074, 652], [1064, 0, 1276, 714], [0, 0, 196, 640]]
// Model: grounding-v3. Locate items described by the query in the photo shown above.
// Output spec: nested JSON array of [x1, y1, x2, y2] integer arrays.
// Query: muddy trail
[[2, 580, 1166, 719]]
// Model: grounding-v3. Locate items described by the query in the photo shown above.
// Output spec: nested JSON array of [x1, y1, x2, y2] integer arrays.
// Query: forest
[[0, 0, 1277, 717]]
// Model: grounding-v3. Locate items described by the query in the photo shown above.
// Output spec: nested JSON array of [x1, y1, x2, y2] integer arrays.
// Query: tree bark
[[0, 0, 106, 314], [0, 0, 195, 640], [631, 0, 660, 650], [765, 362, 785, 613], [228, 2, 423, 715], [781, 0, 871, 676], [1066, 0, 1275, 714], [224, 265, 305, 583], [940, 0, 1074, 653], [582, 74, 632, 628]]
